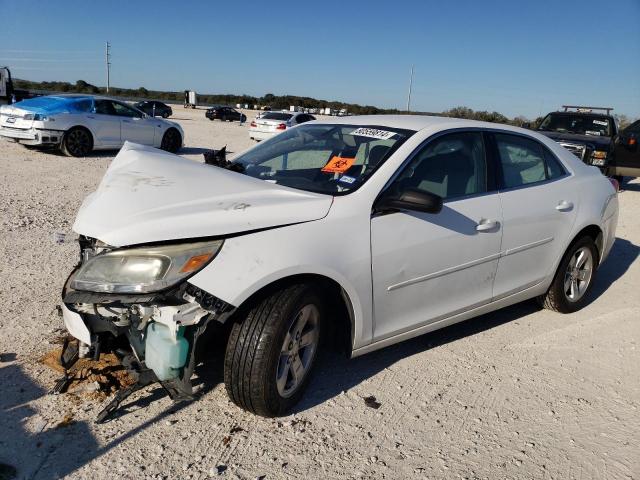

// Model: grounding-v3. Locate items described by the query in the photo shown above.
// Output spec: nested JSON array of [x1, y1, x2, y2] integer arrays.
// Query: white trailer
[[184, 90, 197, 109], [0, 66, 13, 105]]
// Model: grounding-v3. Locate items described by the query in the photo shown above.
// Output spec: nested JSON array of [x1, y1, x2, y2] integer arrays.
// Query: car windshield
[[261, 112, 293, 121], [538, 113, 611, 137], [232, 124, 414, 194]]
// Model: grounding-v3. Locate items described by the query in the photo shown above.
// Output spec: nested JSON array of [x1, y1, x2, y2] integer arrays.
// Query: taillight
[[629, 137, 637, 146], [276, 123, 286, 130], [250, 121, 257, 127], [609, 177, 619, 192]]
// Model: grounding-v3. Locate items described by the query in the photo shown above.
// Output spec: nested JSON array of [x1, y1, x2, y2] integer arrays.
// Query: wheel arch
[[226, 272, 356, 356], [64, 124, 95, 144], [570, 224, 604, 263]]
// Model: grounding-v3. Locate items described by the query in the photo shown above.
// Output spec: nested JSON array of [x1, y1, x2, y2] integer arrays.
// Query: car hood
[[73, 142, 333, 247], [537, 130, 612, 149]]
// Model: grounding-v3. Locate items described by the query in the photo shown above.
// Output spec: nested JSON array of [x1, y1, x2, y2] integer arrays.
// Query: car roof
[[314, 114, 532, 134]]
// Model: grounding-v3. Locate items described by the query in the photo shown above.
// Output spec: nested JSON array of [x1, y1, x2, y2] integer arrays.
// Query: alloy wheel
[[563, 246, 593, 302], [276, 304, 320, 398]]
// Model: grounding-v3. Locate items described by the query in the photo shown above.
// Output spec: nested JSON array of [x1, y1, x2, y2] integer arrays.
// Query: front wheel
[[61, 127, 93, 157], [160, 128, 181, 153], [538, 236, 599, 313], [224, 284, 324, 416]]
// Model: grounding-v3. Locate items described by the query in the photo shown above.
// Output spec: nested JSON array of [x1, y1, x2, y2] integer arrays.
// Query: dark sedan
[[205, 106, 246, 122], [134, 100, 173, 118]]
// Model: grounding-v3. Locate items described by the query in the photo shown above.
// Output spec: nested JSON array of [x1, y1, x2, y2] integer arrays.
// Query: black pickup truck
[[536, 106, 640, 180]]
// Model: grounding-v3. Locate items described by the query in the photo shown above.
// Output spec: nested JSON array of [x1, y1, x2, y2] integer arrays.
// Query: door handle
[[122, 120, 131, 123], [476, 219, 499, 232], [87, 115, 95, 119], [556, 201, 574, 212]]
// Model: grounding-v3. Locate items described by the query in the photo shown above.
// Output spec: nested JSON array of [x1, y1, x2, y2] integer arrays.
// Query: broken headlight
[[70, 240, 223, 294]]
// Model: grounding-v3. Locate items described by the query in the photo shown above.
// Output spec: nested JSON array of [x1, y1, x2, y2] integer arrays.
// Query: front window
[[538, 113, 611, 137], [232, 124, 414, 194]]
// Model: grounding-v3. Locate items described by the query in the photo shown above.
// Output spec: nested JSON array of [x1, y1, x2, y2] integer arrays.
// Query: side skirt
[[351, 281, 548, 358]]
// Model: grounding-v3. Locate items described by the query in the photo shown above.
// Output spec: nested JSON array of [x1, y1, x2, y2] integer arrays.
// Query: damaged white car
[[60, 116, 618, 419]]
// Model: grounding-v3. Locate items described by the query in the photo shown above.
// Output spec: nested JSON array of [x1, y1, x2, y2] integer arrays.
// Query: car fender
[[187, 209, 373, 350]]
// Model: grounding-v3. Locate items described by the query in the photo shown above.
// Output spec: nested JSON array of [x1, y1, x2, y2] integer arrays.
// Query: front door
[[371, 131, 503, 340], [491, 132, 578, 299], [112, 101, 156, 146], [88, 99, 121, 147]]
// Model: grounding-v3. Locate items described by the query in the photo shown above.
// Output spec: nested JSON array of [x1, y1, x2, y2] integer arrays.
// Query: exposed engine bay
[[58, 236, 234, 423]]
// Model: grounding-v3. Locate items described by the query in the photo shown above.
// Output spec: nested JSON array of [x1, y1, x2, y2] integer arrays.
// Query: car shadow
[[294, 300, 539, 414], [0, 350, 224, 479], [586, 237, 640, 301], [294, 236, 639, 414]]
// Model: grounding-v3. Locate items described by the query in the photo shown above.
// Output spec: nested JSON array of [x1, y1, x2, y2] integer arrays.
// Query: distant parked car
[[611, 119, 640, 180], [249, 111, 316, 141], [205, 106, 246, 122], [0, 94, 184, 156], [134, 100, 173, 118]]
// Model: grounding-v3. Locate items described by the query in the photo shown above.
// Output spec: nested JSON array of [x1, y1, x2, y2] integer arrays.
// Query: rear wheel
[[224, 284, 324, 416], [61, 127, 93, 157], [160, 128, 181, 153], [538, 236, 598, 313], [161, 112, 169, 118]]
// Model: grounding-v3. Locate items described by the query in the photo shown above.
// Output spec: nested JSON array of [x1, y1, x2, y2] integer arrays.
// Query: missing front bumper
[[58, 279, 234, 422]]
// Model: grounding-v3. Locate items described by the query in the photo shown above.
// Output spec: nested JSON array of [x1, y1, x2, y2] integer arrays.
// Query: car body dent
[[73, 142, 334, 246]]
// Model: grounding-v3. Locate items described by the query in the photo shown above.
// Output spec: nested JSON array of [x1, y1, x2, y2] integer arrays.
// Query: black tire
[[162, 112, 169, 118], [160, 128, 181, 153], [224, 284, 324, 417], [61, 127, 93, 157], [537, 236, 599, 313]]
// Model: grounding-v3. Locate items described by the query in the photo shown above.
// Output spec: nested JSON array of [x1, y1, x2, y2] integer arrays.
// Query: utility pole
[[406, 65, 414, 113], [105, 42, 111, 93]]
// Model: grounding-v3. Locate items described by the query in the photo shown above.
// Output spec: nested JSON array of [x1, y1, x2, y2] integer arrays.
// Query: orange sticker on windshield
[[321, 156, 356, 173]]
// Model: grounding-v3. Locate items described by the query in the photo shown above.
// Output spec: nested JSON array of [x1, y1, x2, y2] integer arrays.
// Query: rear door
[[112, 101, 156, 145], [491, 132, 577, 299], [614, 120, 640, 177], [87, 100, 121, 147]]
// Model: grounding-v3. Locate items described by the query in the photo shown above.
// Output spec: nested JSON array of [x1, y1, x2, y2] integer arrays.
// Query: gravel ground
[[1, 107, 638, 480]]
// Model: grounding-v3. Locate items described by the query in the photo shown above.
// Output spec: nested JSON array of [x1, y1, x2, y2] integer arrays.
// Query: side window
[[112, 102, 142, 118], [389, 132, 487, 200], [495, 134, 546, 188], [94, 100, 116, 115], [543, 148, 566, 179]]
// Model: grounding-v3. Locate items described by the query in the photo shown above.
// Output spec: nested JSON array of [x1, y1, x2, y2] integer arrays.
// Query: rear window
[[262, 112, 293, 121]]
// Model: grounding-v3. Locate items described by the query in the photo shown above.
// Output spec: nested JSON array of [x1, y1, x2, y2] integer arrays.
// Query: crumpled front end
[[60, 236, 234, 420]]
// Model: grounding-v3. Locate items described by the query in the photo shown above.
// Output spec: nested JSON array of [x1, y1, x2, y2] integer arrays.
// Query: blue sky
[[1, 0, 639, 118]]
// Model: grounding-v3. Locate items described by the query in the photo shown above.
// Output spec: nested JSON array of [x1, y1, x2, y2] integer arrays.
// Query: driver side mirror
[[376, 188, 443, 214]]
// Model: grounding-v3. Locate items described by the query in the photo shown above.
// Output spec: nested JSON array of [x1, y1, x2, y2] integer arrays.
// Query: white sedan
[[249, 111, 315, 141], [0, 94, 184, 156], [60, 116, 618, 419]]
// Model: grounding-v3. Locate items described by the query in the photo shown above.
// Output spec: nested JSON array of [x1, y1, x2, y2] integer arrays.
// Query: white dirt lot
[[0, 107, 639, 480]]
